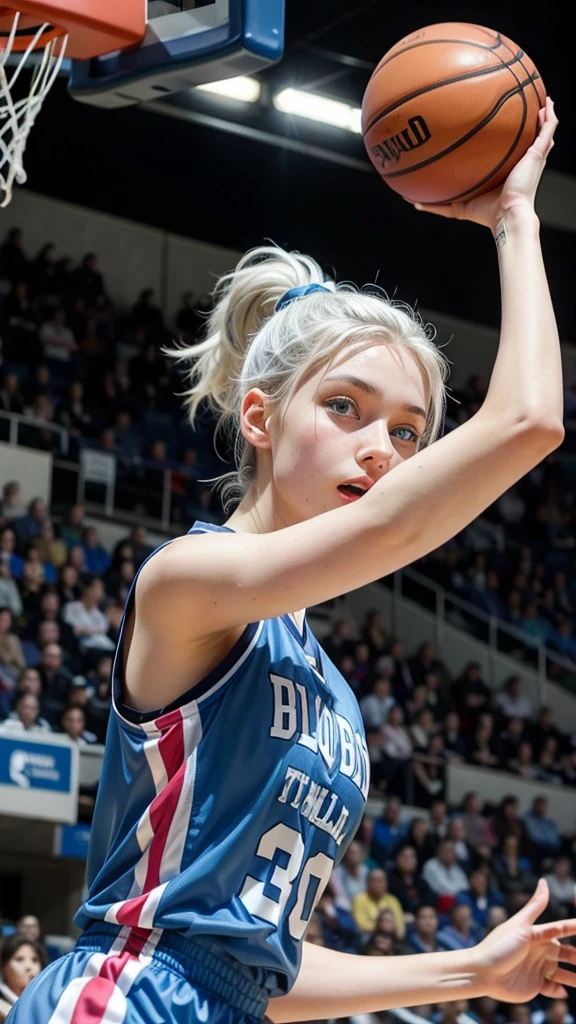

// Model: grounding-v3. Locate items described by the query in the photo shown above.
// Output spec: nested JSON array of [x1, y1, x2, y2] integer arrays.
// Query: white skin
[[228, 342, 427, 537], [2, 944, 42, 995], [119, 101, 575, 1022], [17, 916, 41, 942]]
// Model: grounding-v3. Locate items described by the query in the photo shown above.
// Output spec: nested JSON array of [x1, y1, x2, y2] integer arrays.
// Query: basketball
[[362, 22, 546, 205]]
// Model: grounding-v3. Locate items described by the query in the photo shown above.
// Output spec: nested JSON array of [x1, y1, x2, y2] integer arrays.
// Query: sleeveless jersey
[[75, 522, 368, 995]]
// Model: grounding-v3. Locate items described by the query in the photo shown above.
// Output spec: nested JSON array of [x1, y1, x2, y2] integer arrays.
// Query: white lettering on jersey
[[269, 674, 369, 798], [277, 766, 310, 808], [269, 674, 297, 738], [277, 765, 351, 846]]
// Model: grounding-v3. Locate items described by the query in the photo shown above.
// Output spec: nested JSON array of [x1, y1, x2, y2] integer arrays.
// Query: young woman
[[13, 99, 576, 1024], [0, 935, 46, 1018]]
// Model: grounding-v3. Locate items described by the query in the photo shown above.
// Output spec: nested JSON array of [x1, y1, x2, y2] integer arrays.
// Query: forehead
[[320, 342, 427, 404]]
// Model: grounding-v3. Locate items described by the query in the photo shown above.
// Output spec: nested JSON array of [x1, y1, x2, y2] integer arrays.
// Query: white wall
[[6, 189, 239, 319], [7, 190, 163, 313], [0, 441, 52, 505], [446, 762, 576, 833]]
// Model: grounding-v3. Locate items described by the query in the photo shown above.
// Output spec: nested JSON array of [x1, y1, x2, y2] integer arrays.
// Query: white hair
[[168, 245, 449, 511]]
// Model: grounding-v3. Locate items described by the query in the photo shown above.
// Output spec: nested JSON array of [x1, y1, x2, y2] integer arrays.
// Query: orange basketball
[[362, 23, 546, 205]]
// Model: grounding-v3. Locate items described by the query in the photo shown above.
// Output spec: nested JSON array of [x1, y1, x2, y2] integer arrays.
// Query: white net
[[0, 12, 67, 207]]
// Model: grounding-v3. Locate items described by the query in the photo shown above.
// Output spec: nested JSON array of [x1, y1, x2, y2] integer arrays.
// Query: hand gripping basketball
[[411, 97, 558, 229]]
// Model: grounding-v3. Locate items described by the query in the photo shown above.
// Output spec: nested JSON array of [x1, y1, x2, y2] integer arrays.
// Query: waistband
[[77, 922, 270, 1020]]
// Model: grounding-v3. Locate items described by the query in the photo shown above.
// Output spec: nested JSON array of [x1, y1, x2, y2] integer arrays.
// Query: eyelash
[[325, 397, 420, 444]]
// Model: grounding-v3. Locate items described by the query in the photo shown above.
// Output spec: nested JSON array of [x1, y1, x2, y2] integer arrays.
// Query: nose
[[356, 427, 395, 478]]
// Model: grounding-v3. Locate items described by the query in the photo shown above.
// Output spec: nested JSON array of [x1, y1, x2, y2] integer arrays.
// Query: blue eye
[[326, 397, 358, 418], [393, 427, 419, 443]]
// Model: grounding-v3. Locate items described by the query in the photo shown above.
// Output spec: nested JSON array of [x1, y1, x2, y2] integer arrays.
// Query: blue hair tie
[[274, 282, 333, 313]]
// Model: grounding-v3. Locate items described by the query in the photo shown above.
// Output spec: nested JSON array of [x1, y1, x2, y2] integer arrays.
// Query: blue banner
[[55, 823, 91, 859], [0, 736, 72, 792]]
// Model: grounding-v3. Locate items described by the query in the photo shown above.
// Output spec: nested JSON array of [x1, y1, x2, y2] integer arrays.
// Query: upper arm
[[137, 410, 562, 640]]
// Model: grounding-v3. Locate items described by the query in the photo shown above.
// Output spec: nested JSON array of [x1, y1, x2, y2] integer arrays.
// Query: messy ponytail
[[169, 245, 449, 511]]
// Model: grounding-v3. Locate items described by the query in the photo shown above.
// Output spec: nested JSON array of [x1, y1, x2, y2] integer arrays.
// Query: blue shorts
[[9, 923, 271, 1023]]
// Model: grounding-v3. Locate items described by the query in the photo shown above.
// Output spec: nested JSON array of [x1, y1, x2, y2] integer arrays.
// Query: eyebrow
[[323, 373, 428, 421]]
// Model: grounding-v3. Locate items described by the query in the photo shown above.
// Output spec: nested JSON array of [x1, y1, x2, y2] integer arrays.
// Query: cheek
[[275, 412, 333, 478]]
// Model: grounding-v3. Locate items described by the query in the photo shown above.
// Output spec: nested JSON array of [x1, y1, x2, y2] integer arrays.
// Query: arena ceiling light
[[273, 88, 362, 133], [196, 76, 261, 102]]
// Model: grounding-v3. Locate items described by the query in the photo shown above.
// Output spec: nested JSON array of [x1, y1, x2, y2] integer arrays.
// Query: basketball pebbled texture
[[362, 22, 546, 204]]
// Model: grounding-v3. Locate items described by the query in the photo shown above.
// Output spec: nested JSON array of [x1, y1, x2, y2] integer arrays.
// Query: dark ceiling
[[16, 0, 576, 341]]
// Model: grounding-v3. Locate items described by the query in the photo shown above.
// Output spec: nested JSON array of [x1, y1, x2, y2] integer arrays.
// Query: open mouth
[[337, 483, 367, 501]]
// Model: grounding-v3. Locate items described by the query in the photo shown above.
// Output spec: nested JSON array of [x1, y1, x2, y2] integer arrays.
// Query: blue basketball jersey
[[75, 522, 368, 995]]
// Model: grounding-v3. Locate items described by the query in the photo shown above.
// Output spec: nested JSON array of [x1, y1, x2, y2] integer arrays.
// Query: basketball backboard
[[69, 0, 285, 108]]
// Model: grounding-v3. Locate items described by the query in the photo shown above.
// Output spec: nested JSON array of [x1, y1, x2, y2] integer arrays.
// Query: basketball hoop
[[0, 12, 67, 206], [0, 0, 145, 206]]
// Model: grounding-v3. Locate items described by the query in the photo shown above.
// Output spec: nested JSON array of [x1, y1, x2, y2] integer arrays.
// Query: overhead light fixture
[[273, 88, 362, 133], [196, 76, 261, 102]]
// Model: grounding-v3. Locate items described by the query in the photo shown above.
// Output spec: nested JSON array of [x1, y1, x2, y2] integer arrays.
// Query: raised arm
[[138, 102, 562, 639]]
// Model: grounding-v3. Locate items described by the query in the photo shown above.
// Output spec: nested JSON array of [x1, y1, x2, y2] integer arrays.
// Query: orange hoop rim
[[0, 1, 144, 60], [0, 9, 66, 51]]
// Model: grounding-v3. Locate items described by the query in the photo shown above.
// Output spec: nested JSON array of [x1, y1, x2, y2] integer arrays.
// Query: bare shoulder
[[123, 537, 249, 710]]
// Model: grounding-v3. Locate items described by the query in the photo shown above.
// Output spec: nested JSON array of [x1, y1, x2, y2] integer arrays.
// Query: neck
[[224, 490, 307, 625], [224, 468, 302, 536]]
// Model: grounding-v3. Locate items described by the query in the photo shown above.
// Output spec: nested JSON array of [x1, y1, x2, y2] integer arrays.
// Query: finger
[[518, 878, 550, 926], [544, 967, 576, 989], [411, 201, 466, 220], [541, 981, 569, 999], [556, 943, 576, 966], [533, 919, 576, 942], [533, 100, 558, 151]]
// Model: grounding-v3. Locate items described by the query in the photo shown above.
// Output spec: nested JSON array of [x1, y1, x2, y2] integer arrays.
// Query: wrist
[[493, 204, 540, 238], [465, 941, 490, 999]]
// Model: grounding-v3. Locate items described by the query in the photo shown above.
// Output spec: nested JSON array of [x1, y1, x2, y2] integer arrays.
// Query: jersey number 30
[[239, 823, 334, 940]]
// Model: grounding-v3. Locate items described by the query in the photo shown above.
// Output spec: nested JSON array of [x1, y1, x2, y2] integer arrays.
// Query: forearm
[[484, 208, 563, 424], [267, 943, 482, 1023]]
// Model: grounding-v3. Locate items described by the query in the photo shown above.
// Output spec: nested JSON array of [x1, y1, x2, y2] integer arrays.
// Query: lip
[[338, 475, 374, 493], [338, 490, 364, 503]]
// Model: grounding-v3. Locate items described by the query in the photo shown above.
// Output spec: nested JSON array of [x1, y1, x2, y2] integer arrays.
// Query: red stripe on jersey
[[68, 930, 151, 1023], [113, 713, 186, 929]]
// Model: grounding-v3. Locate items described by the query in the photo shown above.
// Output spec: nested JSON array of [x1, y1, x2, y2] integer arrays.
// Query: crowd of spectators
[[3, 486, 576, 809], [0, 495, 159, 762], [324, 611, 576, 803], [3, 228, 576, 682], [413, 373, 576, 683], [2, 230, 576, 1024], [0, 227, 223, 525], [305, 787, 576, 1024], [2, 227, 576, 677]]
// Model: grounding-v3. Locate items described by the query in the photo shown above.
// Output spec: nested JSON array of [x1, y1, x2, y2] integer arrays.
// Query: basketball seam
[[372, 32, 503, 77], [378, 70, 539, 179], [435, 87, 528, 203], [363, 49, 525, 136], [473, 29, 542, 157], [488, 30, 542, 112]]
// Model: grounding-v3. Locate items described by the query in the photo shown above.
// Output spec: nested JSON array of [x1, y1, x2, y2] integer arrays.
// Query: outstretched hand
[[410, 97, 558, 230], [476, 878, 576, 1003]]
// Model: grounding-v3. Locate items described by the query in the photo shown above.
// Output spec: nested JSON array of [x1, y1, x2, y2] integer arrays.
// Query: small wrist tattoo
[[494, 217, 507, 248]]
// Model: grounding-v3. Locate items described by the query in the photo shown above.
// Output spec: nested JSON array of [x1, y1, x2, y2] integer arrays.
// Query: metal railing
[[0, 408, 69, 456], [51, 455, 203, 532], [391, 565, 576, 697]]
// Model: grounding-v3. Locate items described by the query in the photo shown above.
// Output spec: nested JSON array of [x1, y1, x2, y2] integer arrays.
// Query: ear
[[240, 388, 273, 452]]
